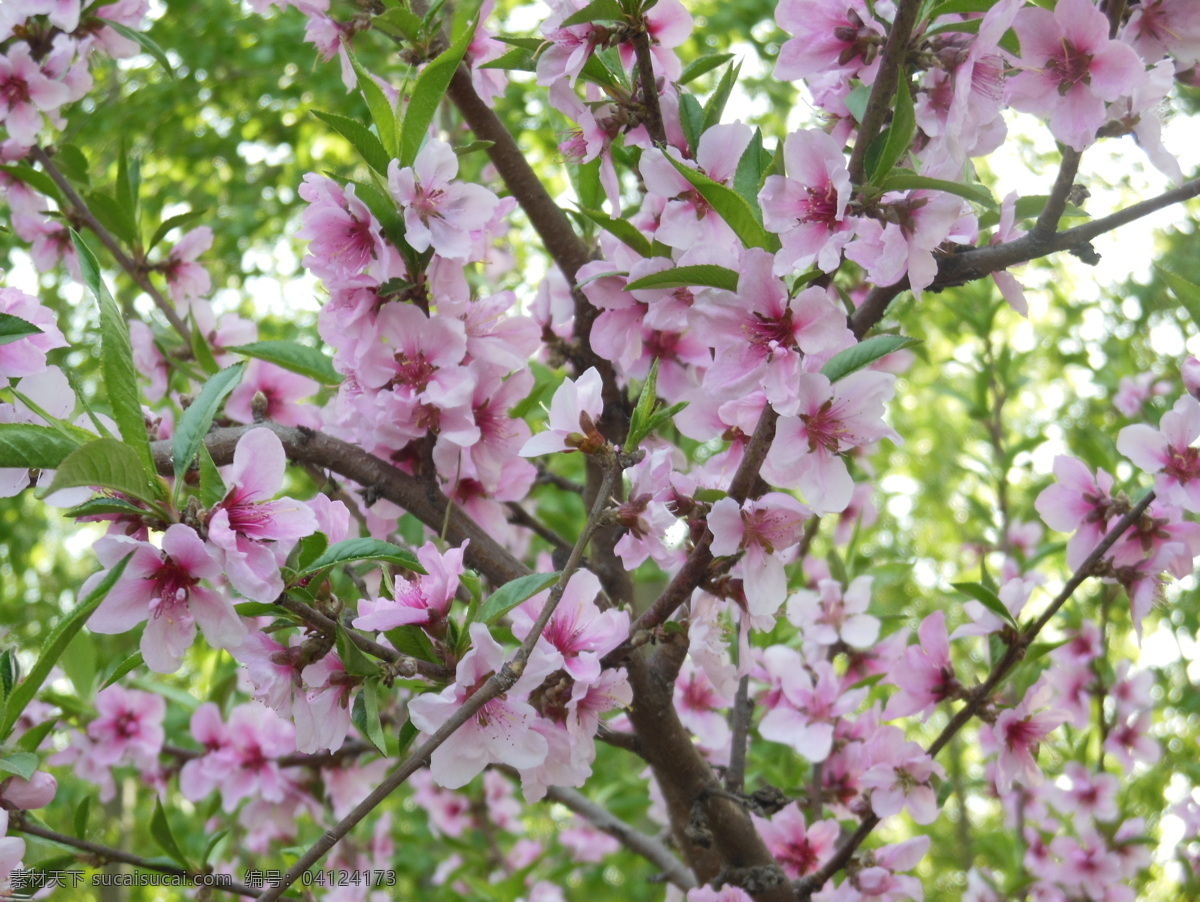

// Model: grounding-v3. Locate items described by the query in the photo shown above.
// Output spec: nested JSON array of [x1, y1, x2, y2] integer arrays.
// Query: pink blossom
[[353, 541, 467, 632], [708, 492, 811, 628], [1103, 710, 1161, 768], [520, 366, 606, 456], [215, 704, 298, 811], [845, 190, 965, 299], [1034, 456, 1119, 570], [673, 658, 732, 758], [1008, 0, 1146, 151], [1053, 761, 1119, 821], [760, 128, 855, 275], [87, 524, 247, 672], [206, 427, 318, 601], [1123, 0, 1200, 66], [861, 725, 945, 824], [762, 370, 899, 515], [0, 43, 71, 146], [225, 358, 321, 429], [753, 803, 839, 878], [388, 139, 500, 261], [1117, 394, 1200, 511], [774, 0, 882, 84], [988, 686, 1064, 793], [0, 287, 68, 379], [407, 622, 559, 789], [882, 610, 959, 721], [510, 569, 629, 684], [85, 685, 166, 768], [297, 175, 392, 286], [758, 654, 864, 762], [160, 226, 213, 308], [294, 652, 354, 753], [787, 576, 880, 648]]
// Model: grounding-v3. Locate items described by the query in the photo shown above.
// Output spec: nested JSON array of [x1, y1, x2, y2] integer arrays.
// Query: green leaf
[[678, 52, 735, 85], [626, 358, 661, 453], [84, 190, 138, 247], [1025, 636, 1071, 664], [0, 751, 39, 781], [0, 313, 43, 347], [702, 60, 741, 133], [201, 830, 229, 867], [478, 46, 536, 72], [400, 22, 476, 168], [373, 7, 425, 42], [197, 443, 227, 509], [1158, 267, 1200, 334], [384, 626, 439, 664], [187, 310, 220, 377], [0, 553, 132, 741], [878, 172, 997, 209], [336, 626, 381, 678], [100, 651, 144, 689], [678, 91, 704, 153], [0, 651, 15, 704], [63, 497, 147, 520], [53, 143, 89, 184], [351, 680, 389, 754], [226, 340, 341, 385], [396, 717, 419, 756], [952, 581, 1017, 627], [868, 76, 916, 183], [820, 335, 921, 383], [664, 155, 777, 251], [578, 208, 653, 257], [348, 47, 398, 158], [16, 719, 56, 754], [234, 602, 285, 618], [569, 156, 603, 213], [312, 110, 393, 176], [100, 19, 175, 78], [151, 798, 193, 870], [476, 572, 561, 625], [71, 231, 161, 496], [294, 532, 330, 573], [172, 363, 245, 486], [454, 139, 495, 157], [732, 128, 771, 217], [642, 400, 688, 437], [73, 796, 92, 839], [561, 0, 625, 26], [625, 263, 739, 292], [116, 137, 139, 242], [0, 164, 61, 201], [45, 438, 163, 506], [148, 208, 208, 253], [0, 424, 83, 469], [297, 538, 425, 578]]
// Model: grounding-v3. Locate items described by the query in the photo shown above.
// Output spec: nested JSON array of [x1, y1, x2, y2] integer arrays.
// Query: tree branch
[[1032, 148, 1082, 239], [31, 146, 192, 342], [846, 0, 923, 185], [10, 814, 271, 899], [724, 675, 751, 795], [631, 27, 666, 147]]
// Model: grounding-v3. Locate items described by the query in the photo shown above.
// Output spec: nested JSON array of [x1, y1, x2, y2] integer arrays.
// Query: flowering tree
[[2, 0, 1200, 900]]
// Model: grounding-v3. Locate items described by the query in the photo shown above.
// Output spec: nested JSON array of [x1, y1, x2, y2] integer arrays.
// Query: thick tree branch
[[795, 491, 1156, 898], [31, 146, 191, 341], [10, 814, 269, 899], [846, 0, 923, 185], [725, 675, 752, 795]]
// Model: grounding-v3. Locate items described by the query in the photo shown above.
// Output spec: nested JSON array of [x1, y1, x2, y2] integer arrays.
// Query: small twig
[[631, 26, 666, 147], [1033, 148, 1082, 239], [724, 675, 751, 795], [31, 146, 191, 341], [846, 0, 924, 184], [10, 814, 270, 899], [506, 501, 574, 553]]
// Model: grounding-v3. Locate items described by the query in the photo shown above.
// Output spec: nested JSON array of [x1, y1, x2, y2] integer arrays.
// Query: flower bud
[[2, 771, 57, 809], [1183, 356, 1200, 399]]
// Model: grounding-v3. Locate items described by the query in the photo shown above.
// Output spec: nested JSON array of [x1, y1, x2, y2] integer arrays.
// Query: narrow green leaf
[[148, 208, 208, 253], [197, 443, 227, 508], [53, 143, 89, 184], [0, 313, 43, 347], [373, 7, 425, 42], [702, 60, 741, 133], [312, 110, 393, 176], [201, 830, 229, 867], [100, 651, 144, 689], [869, 76, 916, 183], [569, 156, 603, 213], [820, 335, 921, 383], [0, 651, 14, 703], [16, 719, 56, 754], [364, 681, 389, 753], [625, 263, 739, 292], [234, 602, 285, 618], [172, 363, 244, 485], [298, 538, 425, 578], [226, 340, 341, 385], [294, 532, 330, 573], [84, 191, 138, 246], [100, 19, 175, 78], [665, 156, 777, 251], [151, 798, 192, 869], [642, 400, 688, 436], [678, 52, 735, 85], [1158, 267, 1200, 334], [578, 208, 653, 257], [561, 0, 625, 27], [732, 128, 770, 217], [63, 497, 147, 520], [479, 46, 535, 72], [396, 717, 419, 756], [1025, 636, 1071, 664], [952, 581, 1017, 627], [348, 47, 398, 158], [116, 137, 138, 242], [626, 358, 661, 452], [879, 172, 997, 209], [72, 794, 91, 839], [0, 424, 83, 469], [0, 164, 61, 200], [679, 91, 704, 153], [384, 626, 439, 664], [400, 22, 476, 167], [45, 438, 163, 506], [0, 751, 39, 781], [187, 310, 220, 376], [454, 139, 494, 157], [336, 626, 381, 678], [0, 553, 132, 741], [71, 231, 161, 495], [476, 572, 561, 625]]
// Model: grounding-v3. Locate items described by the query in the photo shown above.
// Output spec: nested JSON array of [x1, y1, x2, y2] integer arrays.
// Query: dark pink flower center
[[411, 187, 446, 222], [0, 73, 31, 107], [744, 309, 796, 354], [114, 710, 141, 740], [802, 403, 845, 454], [1164, 446, 1200, 484], [338, 213, 377, 268], [392, 351, 436, 392], [1002, 715, 1042, 751], [1046, 39, 1094, 94], [783, 838, 819, 876], [150, 561, 196, 616], [798, 184, 841, 226]]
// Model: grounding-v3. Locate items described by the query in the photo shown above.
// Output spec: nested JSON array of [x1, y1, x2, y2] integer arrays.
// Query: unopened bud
[[1184, 357, 1200, 399], [2, 771, 57, 809], [251, 391, 270, 423]]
